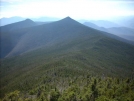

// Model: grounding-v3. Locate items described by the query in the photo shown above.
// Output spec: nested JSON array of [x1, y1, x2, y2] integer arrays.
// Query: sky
[[1, 0, 134, 20]]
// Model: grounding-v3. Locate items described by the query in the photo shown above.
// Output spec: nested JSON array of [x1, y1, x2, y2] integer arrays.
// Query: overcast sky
[[1, 0, 134, 20]]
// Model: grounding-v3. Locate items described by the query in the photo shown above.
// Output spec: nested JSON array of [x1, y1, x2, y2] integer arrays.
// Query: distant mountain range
[[111, 16, 134, 29], [84, 22, 134, 41], [89, 20, 121, 28], [121, 18, 134, 29], [0, 16, 59, 26], [107, 27, 134, 41]]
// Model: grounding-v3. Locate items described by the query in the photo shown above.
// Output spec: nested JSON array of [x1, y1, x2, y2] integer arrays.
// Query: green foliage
[[50, 89, 60, 101], [2, 90, 20, 101], [1, 77, 134, 101], [1, 26, 134, 100]]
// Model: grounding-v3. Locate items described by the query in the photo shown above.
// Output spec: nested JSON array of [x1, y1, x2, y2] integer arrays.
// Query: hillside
[[0, 19, 37, 58], [0, 17, 134, 100]]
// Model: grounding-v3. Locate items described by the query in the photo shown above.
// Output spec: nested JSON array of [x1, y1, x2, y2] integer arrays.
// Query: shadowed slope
[[5, 17, 105, 57], [0, 19, 37, 58], [0, 19, 37, 32], [1, 17, 133, 58]]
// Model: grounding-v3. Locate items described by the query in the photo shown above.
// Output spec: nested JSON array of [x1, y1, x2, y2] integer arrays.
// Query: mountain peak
[[24, 19, 33, 22], [58, 16, 81, 25], [65, 16, 72, 19], [49, 16, 85, 28], [1, 18, 36, 33], [22, 19, 36, 25], [62, 16, 73, 20]]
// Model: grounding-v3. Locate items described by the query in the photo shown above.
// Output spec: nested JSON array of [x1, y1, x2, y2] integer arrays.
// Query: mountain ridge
[[0, 18, 37, 32], [5, 16, 102, 57], [90, 20, 121, 28], [0, 16, 25, 26], [84, 21, 134, 42], [1, 17, 134, 99], [1, 17, 134, 58]]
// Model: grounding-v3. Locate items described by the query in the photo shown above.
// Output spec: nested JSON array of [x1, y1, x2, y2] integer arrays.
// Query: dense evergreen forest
[[1, 17, 134, 101], [1, 50, 134, 101], [1, 74, 134, 101]]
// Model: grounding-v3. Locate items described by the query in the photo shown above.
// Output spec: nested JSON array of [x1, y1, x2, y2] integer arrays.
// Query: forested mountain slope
[[0, 19, 37, 58], [0, 17, 134, 100]]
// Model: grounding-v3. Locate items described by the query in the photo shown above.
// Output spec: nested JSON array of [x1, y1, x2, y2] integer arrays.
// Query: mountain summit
[[54, 16, 84, 27], [60, 16, 74, 21], [1, 19, 37, 32], [24, 18, 33, 22]]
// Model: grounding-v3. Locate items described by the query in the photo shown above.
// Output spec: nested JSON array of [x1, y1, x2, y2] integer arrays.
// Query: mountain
[[1, 17, 132, 58], [4, 17, 105, 57], [84, 22, 134, 41], [0, 16, 60, 26], [107, 27, 134, 41], [90, 20, 121, 28], [0, 19, 37, 58], [119, 18, 134, 29], [1, 17, 134, 99], [83, 22, 106, 31], [111, 16, 134, 29], [35, 21, 52, 25], [1, 19, 37, 32], [127, 18, 134, 29], [78, 19, 89, 23], [0, 16, 25, 26], [83, 22, 101, 30]]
